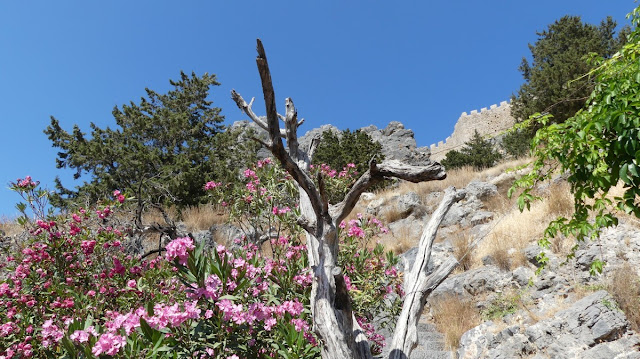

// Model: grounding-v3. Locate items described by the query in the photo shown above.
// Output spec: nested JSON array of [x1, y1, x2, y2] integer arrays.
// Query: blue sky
[[0, 1, 635, 217]]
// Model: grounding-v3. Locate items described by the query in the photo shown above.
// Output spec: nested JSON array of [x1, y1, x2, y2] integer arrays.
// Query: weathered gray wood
[[389, 187, 465, 359], [331, 159, 447, 226], [231, 39, 460, 359]]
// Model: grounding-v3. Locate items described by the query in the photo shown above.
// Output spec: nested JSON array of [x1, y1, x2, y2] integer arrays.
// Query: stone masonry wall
[[430, 101, 516, 161]]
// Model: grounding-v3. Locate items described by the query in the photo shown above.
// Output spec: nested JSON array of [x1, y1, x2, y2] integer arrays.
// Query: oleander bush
[[1, 162, 402, 358]]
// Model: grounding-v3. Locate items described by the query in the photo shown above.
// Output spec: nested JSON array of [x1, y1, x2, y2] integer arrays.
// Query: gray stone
[[463, 265, 512, 296], [457, 291, 640, 358], [388, 216, 424, 241], [366, 198, 386, 216], [470, 211, 494, 226], [396, 191, 426, 217], [511, 266, 534, 287], [465, 180, 498, 200], [523, 244, 544, 266], [360, 192, 376, 201], [525, 291, 630, 351], [456, 322, 496, 359]]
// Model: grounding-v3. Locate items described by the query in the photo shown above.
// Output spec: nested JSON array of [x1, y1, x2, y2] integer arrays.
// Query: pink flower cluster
[[112, 190, 125, 203], [15, 176, 37, 189], [165, 237, 195, 265], [204, 181, 221, 190]]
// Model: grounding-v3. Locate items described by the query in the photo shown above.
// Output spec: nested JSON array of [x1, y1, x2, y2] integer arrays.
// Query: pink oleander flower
[[347, 225, 365, 238], [113, 190, 125, 203], [344, 275, 357, 291], [165, 237, 195, 265], [92, 332, 126, 356], [81, 240, 96, 255], [16, 176, 37, 189], [70, 327, 97, 343], [204, 181, 222, 190], [243, 168, 257, 179], [41, 319, 64, 348], [291, 318, 309, 332]]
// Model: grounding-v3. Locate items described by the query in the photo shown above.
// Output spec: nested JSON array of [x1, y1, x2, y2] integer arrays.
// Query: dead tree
[[231, 39, 465, 359]]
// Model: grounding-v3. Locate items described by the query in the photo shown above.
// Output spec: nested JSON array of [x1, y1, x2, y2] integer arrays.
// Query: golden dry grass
[[381, 228, 417, 255], [452, 232, 474, 271], [140, 204, 229, 232], [381, 205, 406, 224], [473, 181, 575, 270], [0, 216, 22, 237], [431, 295, 481, 351], [607, 264, 640, 332], [181, 204, 229, 231]]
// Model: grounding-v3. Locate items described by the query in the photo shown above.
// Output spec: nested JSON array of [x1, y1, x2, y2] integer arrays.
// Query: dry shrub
[[483, 192, 510, 214], [381, 205, 406, 224], [475, 207, 542, 271], [431, 295, 481, 351], [452, 232, 474, 271], [142, 206, 179, 225], [474, 179, 576, 270], [545, 182, 574, 218], [607, 264, 640, 332], [381, 227, 417, 255], [181, 204, 228, 231]]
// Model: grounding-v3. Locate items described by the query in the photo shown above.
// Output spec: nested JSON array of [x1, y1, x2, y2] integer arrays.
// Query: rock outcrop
[[231, 120, 433, 166]]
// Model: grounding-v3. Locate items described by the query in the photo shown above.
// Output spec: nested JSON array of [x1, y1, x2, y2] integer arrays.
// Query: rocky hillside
[[125, 158, 640, 358], [230, 120, 432, 165], [358, 162, 640, 358]]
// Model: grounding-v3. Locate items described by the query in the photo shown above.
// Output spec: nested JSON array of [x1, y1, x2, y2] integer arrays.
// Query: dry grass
[[140, 204, 229, 232], [607, 264, 640, 332], [452, 232, 474, 271], [0, 216, 22, 237], [401, 166, 479, 199], [474, 181, 575, 270], [375, 223, 418, 255], [388, 158, 531, 205], [431, 295, 481, 351], [381, 205, 406, 224], [181, 204, 229, 232]]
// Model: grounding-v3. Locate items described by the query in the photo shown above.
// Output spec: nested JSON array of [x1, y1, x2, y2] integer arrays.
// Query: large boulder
[[457, 291, 640, 359]]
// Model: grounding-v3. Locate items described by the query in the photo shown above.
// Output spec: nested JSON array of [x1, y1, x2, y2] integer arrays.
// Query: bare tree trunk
[[231, 39, 465, 359], [389, 187, 465, 359]]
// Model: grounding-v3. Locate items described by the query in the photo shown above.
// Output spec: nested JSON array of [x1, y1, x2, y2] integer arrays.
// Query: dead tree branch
[[331, 159, 447, 225], [230, 38, 459, 359], [389, 187, 465, 359]]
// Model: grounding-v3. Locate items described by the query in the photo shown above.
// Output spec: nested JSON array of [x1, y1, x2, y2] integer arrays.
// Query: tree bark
[[389, 187, 465, 359], [231, 39, 465, 359]]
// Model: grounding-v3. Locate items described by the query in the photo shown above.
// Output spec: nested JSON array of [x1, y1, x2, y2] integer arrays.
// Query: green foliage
[[511, 14, 629, 124], [481, 291, 521, 321], [45, 72, 257, 210], [501, 127, 535, 159], [441, 130, 502, 170], [313, 129, 384, 178], [510, 5, 640, 274]]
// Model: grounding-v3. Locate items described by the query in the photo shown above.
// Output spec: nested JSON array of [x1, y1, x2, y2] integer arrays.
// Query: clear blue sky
[[0, 1, 635, 217]]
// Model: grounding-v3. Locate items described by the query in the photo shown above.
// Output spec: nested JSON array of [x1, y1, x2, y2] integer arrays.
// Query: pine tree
[[45, 71, 256, 210], [511, 15, 629, 124]]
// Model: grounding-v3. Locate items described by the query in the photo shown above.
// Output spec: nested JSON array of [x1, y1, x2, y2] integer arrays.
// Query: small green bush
[[441, 130, 502, 170], [501, 128, 534, 159]]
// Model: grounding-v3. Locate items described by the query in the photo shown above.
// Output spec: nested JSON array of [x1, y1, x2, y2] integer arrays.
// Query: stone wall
[[430, 101, 516, 161]]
